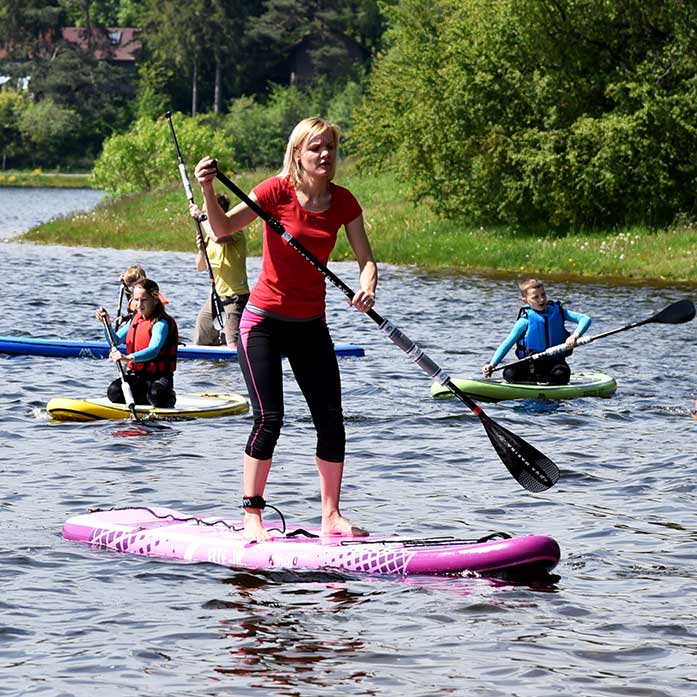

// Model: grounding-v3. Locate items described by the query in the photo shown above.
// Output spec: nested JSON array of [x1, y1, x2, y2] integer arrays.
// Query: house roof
[[61, 27, 141, 61]]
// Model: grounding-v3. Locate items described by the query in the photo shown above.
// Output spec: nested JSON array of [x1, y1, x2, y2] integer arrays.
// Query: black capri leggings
[[238, 310, 345, 462], [107, 373, 175, 407]]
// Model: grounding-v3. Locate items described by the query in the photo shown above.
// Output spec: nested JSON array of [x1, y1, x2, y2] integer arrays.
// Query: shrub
[[353, 0, 697, 228], [92, 114, 234, 195]]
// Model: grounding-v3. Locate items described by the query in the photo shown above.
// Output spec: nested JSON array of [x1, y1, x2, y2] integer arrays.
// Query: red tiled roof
[[61, 27, 141, 61]]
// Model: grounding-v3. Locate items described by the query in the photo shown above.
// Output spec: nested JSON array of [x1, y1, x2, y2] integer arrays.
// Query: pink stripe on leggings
[[239, 309, 267, 455]]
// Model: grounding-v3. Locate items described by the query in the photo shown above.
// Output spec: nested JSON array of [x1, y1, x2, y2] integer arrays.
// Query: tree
[[59, 0, 125, 28], [92, 113, 233, 194], [352, 0, 697, 228], [0, 0, 64, 60], [29, 43, 135, 161], [245, 0, 384, 88], [133, 62, 173, 119], [17, 97, 80, 166], [0, 89, 29, 168], [139, 0, 209, 116], [138, 0, 265, 116]]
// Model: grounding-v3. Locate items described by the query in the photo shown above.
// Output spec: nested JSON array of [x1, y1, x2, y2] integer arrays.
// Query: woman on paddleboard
[[194, 117, 377, 542], [96, 278, 178, 408]]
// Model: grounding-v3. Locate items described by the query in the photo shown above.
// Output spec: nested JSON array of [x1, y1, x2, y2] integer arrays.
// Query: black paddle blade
[[133, 417, 170, 431], [137, 420, 170, 431], [126, 408, 170, 431], [652, 299, 695, 324], [479, 411, 560, 492]]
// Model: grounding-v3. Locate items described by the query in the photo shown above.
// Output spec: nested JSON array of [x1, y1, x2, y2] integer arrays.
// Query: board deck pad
[[62, 506, 561, 577]]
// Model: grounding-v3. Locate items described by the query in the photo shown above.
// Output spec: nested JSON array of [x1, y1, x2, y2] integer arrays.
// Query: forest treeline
[[2, 0, 697, 229]]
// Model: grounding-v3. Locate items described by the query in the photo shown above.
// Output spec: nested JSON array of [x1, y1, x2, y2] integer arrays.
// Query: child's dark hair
[[133, 278, 161, 297], [215, 193, 231, 213]]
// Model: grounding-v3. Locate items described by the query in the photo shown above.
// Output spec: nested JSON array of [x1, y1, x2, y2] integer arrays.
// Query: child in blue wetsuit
[[482, 278, 591, 385]]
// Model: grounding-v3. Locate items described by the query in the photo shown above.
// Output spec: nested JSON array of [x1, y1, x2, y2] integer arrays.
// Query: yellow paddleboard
[[47, 392, 249, 422]]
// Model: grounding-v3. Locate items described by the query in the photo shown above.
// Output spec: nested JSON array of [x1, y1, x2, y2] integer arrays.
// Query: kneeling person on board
[[482, 277, 591, 385], [96, 278, 179, 408], [189, 192, 250, 350]]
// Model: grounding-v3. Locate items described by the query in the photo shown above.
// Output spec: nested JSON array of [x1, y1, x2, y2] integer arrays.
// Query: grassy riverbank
[[17, 166, 697, 286], [1, 169, 92, 188]]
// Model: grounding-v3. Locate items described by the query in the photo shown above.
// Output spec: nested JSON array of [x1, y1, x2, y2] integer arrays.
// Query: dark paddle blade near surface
[[446, 380, 560, 492], [481, 412, 560, 493]]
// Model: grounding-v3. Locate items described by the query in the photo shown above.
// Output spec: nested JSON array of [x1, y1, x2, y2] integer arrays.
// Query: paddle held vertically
[[100, 315, 168, 430], [165, 112, 225, 331]]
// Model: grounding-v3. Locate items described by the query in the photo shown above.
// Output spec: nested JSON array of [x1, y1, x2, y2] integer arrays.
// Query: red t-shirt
[[250, 175, 362, 319]]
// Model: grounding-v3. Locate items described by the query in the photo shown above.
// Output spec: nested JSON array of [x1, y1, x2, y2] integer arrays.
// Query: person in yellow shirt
[[190, 193, 250, 350]]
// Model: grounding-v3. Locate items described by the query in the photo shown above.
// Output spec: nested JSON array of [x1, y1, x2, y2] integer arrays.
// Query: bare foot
[[322, 513, 369, 537], [243, 513, 272, 542]]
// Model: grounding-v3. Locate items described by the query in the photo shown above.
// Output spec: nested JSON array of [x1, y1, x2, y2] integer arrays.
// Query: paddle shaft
[[165, 112, 225, 330], [100, 315, 140, 422], [117, 281, 126, 319], [214, 168, 558, 491]]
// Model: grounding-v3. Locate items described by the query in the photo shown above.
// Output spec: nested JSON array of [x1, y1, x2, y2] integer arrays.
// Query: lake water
[[0, 186, 105, 239], [1, 192, 696, 696]]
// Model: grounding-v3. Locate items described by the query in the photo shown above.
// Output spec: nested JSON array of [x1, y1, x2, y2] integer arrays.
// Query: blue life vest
[[515, 301, 569, 358]]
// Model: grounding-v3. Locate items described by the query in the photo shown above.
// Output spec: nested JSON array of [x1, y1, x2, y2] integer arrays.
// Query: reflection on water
[[1, 240, 696, 696], [214, 573, 369, 689]]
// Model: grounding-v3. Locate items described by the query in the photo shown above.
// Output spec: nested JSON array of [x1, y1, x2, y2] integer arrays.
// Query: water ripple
[[0, 240, 696, 695]]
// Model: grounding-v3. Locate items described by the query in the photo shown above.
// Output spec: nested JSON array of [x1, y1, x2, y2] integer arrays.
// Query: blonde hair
[[518, 278, 545, 295], [122, 265, 146, 287], [280, 117, 340, 188]]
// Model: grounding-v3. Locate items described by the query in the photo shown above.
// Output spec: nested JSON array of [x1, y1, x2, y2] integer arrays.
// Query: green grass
[[17, 165, 697, 286], [0, 169, 92, 188]]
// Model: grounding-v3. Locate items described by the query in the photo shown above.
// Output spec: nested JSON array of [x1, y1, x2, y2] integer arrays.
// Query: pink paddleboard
[[63, 506, 560, 577]]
